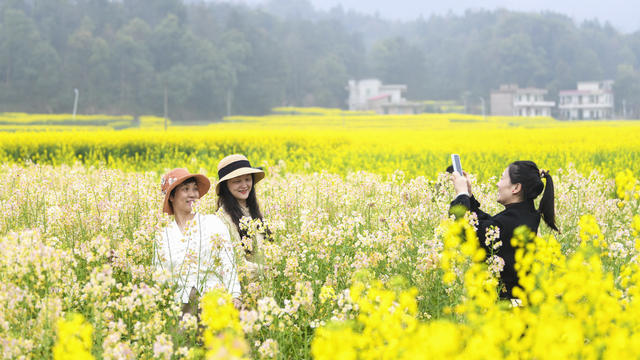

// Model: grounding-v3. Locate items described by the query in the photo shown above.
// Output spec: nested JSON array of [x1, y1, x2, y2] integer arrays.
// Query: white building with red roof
[[558, 81, 614, 120], [347, 79, 422, 114]]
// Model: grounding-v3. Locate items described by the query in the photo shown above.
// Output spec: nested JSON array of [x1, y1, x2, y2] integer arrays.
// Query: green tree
[[231, 12, 286, 115], [149, 14, 198, 119], [0, 8, 61, 110], [66, 17, 113, 112], [112, 18, 153, 115], [493, 33, 547, 87], [30, 42, 62, 112], [309, 54, 349, 107], [370, 37, 427, 99], [122, 0, 185, 27], [614, 64, 640, 118]]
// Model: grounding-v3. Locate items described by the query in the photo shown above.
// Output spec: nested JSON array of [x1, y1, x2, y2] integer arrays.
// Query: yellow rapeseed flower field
[[1, 112, 639, 180], [1, 110, 640, 359], [0, 112, 165, 131]]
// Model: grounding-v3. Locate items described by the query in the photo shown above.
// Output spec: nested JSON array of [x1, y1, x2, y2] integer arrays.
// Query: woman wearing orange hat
[[215, 155, 271, 274], [154, 168, 241, 314]]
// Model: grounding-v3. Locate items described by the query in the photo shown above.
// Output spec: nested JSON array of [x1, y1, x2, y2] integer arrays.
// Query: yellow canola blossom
[[200, 289, 249, 360], [313, 216, 640, 360], [53, 313, 94, 360], [616, 169, 638, 202], [2, 117, 640, 179]]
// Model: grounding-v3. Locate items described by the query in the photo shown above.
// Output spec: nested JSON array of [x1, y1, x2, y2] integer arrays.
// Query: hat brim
[[163, 174, 211, 215], [215, 168, 265, 195]]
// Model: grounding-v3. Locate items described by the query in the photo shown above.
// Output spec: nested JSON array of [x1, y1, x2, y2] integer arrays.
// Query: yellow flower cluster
[[53, 313, 94, 360], [615, 169, 639, 202], [577, 214, 605, 248], [438, 215, 486, 285], [313, 215, 640, 359], [311, 280, 422, 360], [200, 289, 249, 360]]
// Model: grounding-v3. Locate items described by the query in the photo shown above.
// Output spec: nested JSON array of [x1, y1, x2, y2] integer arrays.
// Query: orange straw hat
[[160, 168, 211, 215], [215, 154, 265, 195]]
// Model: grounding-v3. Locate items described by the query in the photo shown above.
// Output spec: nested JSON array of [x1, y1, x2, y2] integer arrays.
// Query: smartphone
[[451, 154, 463, 175]]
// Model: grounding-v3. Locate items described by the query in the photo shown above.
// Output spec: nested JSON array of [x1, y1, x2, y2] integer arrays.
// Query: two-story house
[[558, 81, 614, 120], [490, 84, 555, 117]]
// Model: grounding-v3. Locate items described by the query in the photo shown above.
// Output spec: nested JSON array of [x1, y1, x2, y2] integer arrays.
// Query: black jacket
[[450, 194, 540, 299]]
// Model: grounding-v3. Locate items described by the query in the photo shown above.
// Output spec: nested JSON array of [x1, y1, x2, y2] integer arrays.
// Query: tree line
[[1, 0, 639, 120]]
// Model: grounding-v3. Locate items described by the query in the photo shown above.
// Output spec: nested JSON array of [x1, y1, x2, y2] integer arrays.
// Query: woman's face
[[496, 167, 521, 205], [226, 174, 253, 203], [170, 180, 199, 214]]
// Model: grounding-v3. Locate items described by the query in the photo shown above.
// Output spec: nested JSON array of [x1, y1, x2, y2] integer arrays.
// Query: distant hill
[[0, 0, 639, 119]]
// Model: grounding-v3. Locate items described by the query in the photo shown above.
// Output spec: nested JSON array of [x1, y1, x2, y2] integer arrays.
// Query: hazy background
[[1, 0, 640, 120], [221, 0, 640, 33]]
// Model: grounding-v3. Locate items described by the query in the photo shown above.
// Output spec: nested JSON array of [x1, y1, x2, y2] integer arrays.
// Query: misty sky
[[222, 0, 640, 33]]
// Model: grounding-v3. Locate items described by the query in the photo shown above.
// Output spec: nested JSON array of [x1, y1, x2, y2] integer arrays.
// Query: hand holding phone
[[451, 154, 463, 175], [450, 154, 472, 196]]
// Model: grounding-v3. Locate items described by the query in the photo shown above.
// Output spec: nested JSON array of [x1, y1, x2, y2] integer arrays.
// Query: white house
[[347, 79, 421, 114], [558, 81, 614, 120], [490, 84, 555, 117]]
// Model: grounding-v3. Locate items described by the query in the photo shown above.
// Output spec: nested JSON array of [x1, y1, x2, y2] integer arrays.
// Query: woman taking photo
[[154, 168, 241, 315], [215, 154, 270, 272], [450, 160, 558, 300]]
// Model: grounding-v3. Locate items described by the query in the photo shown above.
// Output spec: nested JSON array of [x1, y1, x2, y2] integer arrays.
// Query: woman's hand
[[451, 171, 473, 196], [462, 171, 473, 196], [232, 297, 243, 310]]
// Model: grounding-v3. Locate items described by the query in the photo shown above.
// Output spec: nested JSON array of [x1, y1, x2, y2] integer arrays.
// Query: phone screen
[[451, 154, 463, 175]]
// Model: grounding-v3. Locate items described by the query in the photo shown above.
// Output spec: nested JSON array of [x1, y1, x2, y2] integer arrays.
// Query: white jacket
[[154, 213, 241, 303]]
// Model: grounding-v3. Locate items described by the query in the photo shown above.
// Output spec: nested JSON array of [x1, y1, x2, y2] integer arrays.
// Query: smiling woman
[[215, 154, 272, 278], [449, 160, 559, 300], [154, 168, 242, 317]]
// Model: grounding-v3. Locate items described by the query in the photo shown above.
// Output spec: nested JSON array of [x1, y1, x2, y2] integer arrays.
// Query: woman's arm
[[449, 171, 491, 220], [468, 196, 492, 220], [449, 194, 502, 253], [450, 194, 491, 220]]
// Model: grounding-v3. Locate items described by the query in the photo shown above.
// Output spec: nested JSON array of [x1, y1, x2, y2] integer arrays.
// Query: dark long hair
[[217, 174, 267, 239], [508, 161, 558, 231]]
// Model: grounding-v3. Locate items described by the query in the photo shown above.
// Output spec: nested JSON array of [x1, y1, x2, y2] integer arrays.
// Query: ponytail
[[538, 170, 558, 231], [508, 161, 559, 232]]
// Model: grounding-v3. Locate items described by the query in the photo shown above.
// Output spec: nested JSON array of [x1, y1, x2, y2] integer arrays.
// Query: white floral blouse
[[154, 213, 241, 303]]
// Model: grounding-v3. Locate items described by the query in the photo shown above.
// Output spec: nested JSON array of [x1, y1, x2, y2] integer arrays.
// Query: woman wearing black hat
[[215, 154, 271, 278], [450, 160, 558, 300]]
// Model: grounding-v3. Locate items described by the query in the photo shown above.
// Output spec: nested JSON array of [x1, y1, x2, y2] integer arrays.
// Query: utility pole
[[72, 88, 79, 119], [226, 89, 233, 117], [164, 84, 168, 131], [478, 96, 486, 121]]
